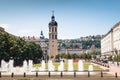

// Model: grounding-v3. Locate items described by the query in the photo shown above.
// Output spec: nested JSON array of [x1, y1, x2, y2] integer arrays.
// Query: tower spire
[[52, 10, 54, 16], [51, 10, 55, 21]]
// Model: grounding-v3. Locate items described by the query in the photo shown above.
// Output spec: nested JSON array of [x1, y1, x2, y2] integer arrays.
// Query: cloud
[[0, 24, 10, 30]]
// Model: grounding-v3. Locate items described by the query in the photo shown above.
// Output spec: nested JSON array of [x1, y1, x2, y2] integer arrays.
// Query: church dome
[[49, 21, 58, 26], [49, 15, 58, 26]]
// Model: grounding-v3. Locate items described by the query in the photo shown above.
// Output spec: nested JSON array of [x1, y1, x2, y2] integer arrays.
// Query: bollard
[[48, 71, 50, 77], [115, 72, 117, 78], [61, 71, 63, 77], [36, 72, 38, 77], [0, 72, 1, 77], [11, 72, 14, 77], [88, 71, 90, 77], [23, 72, 26, 77], [74, 71, 76, 77], [101, 70, 103, 77]]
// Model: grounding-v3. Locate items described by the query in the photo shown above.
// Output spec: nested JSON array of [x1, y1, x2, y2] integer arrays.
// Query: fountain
[[0, 59, 99, 76], [8, 60, 14, 72], [78, 60, 84, 71], [39, 60, 46, 71], [68, 59, 73, 71], [88, 65, 93, 71], [58, 60, 64, 71], [23, 60, 28, 72], [48, 60, 55, 71], [1, 60, 8, 71], [28, 60, 33, 71]]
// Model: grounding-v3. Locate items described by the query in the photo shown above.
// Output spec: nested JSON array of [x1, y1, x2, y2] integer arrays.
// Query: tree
[[0, 32, 43, 66], [108, 56, 112, 61], [55, 54, 60, 59], [60, 53, 67, 59], [66, 53, 72, 59], [72, 53, 79, 59]]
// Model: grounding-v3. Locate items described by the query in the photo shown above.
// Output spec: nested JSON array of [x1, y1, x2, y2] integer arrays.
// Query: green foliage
[[66, 53, 72, 59], [79, 53, 91, 60], [55, 53, 92, 60], [108, 56, 112, 61], [0, 32, 43, 65], [60, 53, 67, 58], [55, 54, 60, 59], [89, 50, 101, 55], [107, 54, 120, 62], [113, 54, 120, 62], [72, 53, 79, 59], [81, 39, 101, 49]]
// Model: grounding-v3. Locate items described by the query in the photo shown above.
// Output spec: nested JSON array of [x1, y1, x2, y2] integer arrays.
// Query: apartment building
[[101, 22, 120, 56]]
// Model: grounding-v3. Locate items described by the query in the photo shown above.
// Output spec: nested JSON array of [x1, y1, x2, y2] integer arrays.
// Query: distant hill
[[58, 35, 102, 50]]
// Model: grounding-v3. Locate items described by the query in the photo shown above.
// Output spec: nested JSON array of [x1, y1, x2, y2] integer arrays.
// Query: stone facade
[[101, 22, 120, 56], [101, 31, 113, 55], [48, 14, 58, 58]]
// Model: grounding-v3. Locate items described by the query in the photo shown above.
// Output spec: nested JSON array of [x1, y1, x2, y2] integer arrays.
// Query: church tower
[[48, 11, 58, 58]]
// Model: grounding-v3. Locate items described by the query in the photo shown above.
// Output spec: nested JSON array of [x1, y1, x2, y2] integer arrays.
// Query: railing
[[0, 70, 119, 78]]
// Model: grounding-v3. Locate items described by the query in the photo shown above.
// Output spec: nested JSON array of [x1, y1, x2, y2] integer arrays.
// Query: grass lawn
[[34, 61, 102, 71]]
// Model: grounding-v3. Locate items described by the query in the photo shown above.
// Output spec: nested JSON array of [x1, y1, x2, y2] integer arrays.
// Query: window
[[49, 34, 51, 39], [49, 27, 51, 32], [52, 45, 54, 47], [55, 27, 57, 32], [52, 34, 54, 39], [52, 27, 54, 32], [55, 35, 57, 39]]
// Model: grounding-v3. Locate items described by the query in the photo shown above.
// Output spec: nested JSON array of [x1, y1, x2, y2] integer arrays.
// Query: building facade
[[21, 31, 48, 58], [101, 22, 120, 56], [48, 13, 58, 58]]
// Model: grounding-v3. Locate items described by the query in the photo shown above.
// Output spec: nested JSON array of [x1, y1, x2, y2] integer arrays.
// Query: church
[[21, 12, 58, 59], [48, 12, 58, 58]]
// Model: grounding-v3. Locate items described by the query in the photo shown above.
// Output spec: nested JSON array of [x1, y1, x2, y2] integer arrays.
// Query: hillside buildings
[[22, 34, 101, 56], [101, 22, 120, 56], [21, 31, 48, 56]]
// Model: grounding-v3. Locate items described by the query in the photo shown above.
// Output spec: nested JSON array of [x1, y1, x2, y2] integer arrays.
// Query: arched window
[[55, 27, 57, 32], [49, 27, 51, 32], [55, 35, 57, 39], [52, 27, 54, 32], [52, 34, 54, 39]]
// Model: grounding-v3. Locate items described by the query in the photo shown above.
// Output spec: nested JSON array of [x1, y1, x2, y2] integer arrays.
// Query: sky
[[0, 0, 120, 39]]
